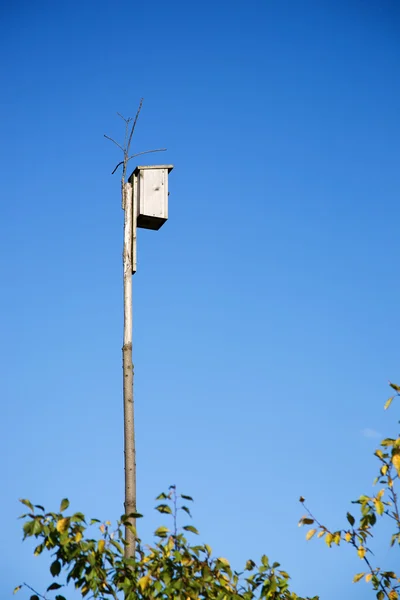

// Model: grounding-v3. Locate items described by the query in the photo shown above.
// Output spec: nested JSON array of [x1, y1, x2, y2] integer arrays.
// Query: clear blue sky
[[1, 1, 399, 598]]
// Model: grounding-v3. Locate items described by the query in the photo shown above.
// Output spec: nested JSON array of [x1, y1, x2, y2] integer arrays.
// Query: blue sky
[[1, 0, 400, 598]]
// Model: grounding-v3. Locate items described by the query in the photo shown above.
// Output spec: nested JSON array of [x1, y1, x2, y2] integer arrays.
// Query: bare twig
[[22, 582, 48, 599], [111, 161, 124, 175], [104, 134, 124, 152], [117, 112, 131, 124], [111, 148, 167, 175], [128, 148, 167, 161], [127, 98, 143, 154]]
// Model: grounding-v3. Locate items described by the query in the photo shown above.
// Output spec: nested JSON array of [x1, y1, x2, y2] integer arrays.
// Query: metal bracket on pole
[[132, 173, 137, 274]]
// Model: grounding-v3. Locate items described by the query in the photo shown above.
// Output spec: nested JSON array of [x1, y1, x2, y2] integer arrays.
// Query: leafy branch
[[17, 491, 316, 600], [299, 384, 400, 600]]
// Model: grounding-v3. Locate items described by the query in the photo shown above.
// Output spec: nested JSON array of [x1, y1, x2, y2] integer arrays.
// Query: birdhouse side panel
[[140, 169, 168, 220]]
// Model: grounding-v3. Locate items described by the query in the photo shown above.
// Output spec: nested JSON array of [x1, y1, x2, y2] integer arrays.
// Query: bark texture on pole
[[122, 181, 136, 558], [104, 100, 166, 567]]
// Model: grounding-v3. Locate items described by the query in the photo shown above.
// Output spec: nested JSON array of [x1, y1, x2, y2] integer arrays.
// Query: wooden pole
[[104, 100, 166, 564], [122, 180, 136, 558]]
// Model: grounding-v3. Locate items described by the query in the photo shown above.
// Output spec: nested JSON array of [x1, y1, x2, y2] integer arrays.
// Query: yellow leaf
[[325, 533, 333, 547], [317, 530, 326, 538], [138, 575, 151, 591], [384, 396, 394, 410], [333, 532, 341, 545], [75, 531, 82, 542], [376, 489, 385, 500], [56, 518, 70, 533], [218, 557, 230, 567], [166, 536, 174, 552], [392, 454, 400, 476], [381, 465, 388, 475], [345, 532, 352, 542], [13, 586, 22, 594], [365, 573, 372, 583], [389, 591, 398, 600], [98, 539, 105, 553], [357, 546, 366, 559], [100, 524, 105, 533], [375, 500, 384, 516], [306, 529, 316, 541], [353, 572, 365, 583]]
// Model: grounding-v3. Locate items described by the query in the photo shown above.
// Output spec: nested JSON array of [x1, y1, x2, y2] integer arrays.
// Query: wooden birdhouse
[[129, 165, 174, 231]]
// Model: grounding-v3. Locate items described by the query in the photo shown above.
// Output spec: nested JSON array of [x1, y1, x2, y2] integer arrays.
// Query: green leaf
[[30, 596, 39, 600], [346, 512, 355, 526], [50, 560, 61, 576], [60, 498, 69, 512], [183, 525, 199, 534], [353, 572, 365, 583], [34, 543, 44, 556], [181, 506, 192, 517], [181, 494, 194, 501], [156, 492, 168, 500], [71, 512, 85, 523], [23, 521, 33, 538], [155, 526, 169, 537], [389, 382, 400, 393], [47, 583, 62, 591], [299, 517, 314, 526], [20, 499, 34, 511], [110, 539, 124, 554], [245, 559, 256, 571], [381, 438, 396, 447], [55, 596, 67, 600], [34, 505, 45, 512], [156, 504, 172, 514]]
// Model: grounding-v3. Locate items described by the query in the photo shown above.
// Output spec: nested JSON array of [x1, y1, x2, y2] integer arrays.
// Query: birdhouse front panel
[[137, 167, 169, 230]]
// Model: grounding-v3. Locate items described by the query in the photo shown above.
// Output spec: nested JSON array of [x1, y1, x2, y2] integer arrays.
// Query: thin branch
[[127, 148, 167, 161], [300, 500, 390, 599], [111, 149, 167, 175], [127, 98, 144, 154], [103, 134, 124, 152], [117, 112, 131, 124], [111, 161, 124, 175], [103, 581, 119, 600], [23, 582, 48, 599], [123, 119, 129, 160]]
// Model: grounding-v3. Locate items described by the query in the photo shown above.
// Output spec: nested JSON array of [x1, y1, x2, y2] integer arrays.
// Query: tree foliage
[[16, 486, 316, 600], [18, 385, 400, 599], [299, 382, 400, 599]]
